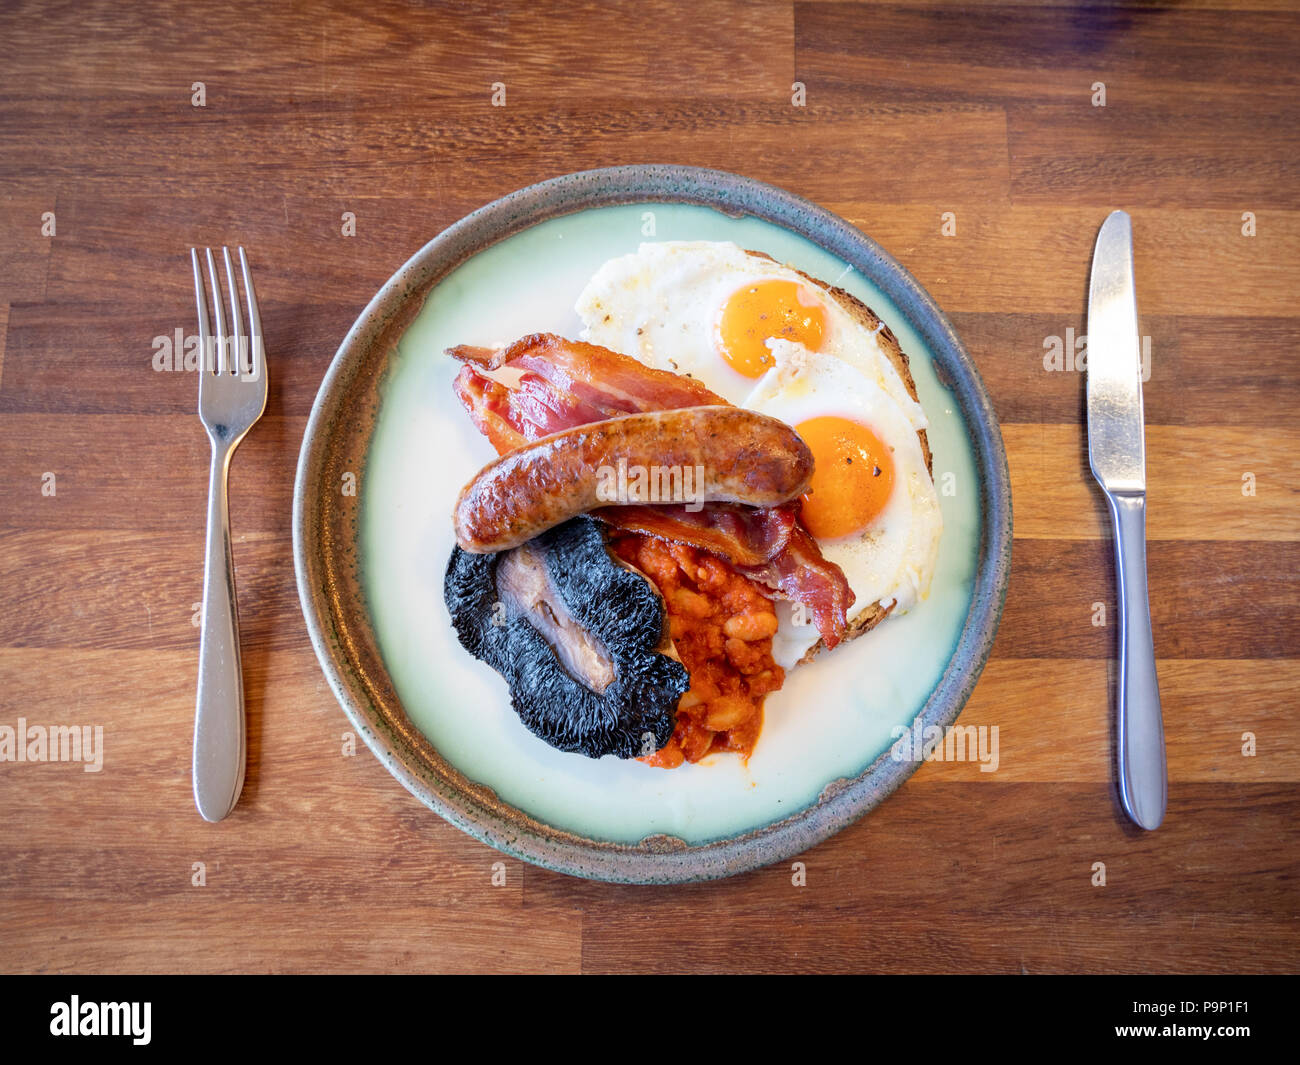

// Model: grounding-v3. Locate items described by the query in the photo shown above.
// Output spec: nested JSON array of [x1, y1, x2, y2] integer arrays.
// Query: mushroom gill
[[444, 516, 688, 759]]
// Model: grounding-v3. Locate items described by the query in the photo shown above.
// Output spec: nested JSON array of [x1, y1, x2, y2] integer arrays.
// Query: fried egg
[[576, 241, 943, 669], [576, 241, 927, 432], [748, 341, 943, 667]]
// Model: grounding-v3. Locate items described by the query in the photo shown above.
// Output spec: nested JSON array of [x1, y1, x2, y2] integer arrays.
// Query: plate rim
[[292, 164, 1013, 884]]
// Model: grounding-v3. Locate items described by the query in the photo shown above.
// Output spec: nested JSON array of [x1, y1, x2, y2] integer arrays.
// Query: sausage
[[454, 406, 814, 553]]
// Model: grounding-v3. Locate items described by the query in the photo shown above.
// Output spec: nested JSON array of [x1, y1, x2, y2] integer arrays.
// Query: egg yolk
[[717, 280, 827, 378], [796, 416, 895, 540]]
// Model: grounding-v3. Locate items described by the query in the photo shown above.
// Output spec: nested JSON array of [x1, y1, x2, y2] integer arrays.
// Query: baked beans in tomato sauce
[[609, 533, 785, 768]]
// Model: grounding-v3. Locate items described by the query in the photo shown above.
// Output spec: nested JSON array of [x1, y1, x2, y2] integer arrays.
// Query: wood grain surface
[[1, 0, 1297, 974]]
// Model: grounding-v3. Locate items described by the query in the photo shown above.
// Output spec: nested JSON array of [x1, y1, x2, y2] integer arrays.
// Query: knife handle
[[1106, 490, 1167, 830]]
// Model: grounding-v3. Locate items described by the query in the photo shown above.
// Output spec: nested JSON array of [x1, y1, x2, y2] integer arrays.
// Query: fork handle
[[194, 441, 246, 822], [1106, 490, 1166, 830]]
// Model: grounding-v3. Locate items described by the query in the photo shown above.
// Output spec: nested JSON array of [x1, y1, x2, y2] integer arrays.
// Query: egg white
[[577, 241, 927, 429], [747, 342, 943, 667]]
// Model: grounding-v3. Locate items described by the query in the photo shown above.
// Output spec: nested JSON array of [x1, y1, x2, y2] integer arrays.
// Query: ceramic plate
[[293, 165, 1012, 883]]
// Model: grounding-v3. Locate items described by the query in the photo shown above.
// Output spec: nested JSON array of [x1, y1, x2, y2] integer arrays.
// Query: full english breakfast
[[444, 241, 943, 768]]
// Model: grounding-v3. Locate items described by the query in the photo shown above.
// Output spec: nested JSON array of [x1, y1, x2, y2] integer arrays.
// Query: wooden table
[[1, 0, 1296, 974]]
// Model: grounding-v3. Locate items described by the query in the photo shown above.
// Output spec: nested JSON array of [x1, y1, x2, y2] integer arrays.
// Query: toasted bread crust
[[741, 249, 932, 663]]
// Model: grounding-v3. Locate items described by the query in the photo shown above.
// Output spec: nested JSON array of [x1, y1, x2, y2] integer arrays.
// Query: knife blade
[[1087, 210, 1167, 830]]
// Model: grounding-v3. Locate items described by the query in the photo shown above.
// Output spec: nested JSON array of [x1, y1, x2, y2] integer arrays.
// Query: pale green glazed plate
[[293, 166, 1012, 883]]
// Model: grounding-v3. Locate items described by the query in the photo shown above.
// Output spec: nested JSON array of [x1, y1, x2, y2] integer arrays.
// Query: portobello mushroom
[[444, 516, 688, 759]]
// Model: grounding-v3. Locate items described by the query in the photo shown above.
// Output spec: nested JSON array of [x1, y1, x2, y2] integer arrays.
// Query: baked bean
[[670, 587, 714, 619], [704, 695, 754, 731], [723, 609, 778, 642], [611, 531, 786, 766]]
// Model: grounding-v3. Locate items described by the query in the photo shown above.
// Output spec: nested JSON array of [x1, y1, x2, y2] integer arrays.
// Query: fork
[[191, 247, 267, 822]]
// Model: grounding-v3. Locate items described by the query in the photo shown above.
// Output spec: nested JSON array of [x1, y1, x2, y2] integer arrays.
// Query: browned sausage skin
[[454, 406, 814, 553]]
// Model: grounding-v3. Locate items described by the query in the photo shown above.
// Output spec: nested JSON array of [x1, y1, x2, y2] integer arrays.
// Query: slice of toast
[[742, 249, 935, 663]]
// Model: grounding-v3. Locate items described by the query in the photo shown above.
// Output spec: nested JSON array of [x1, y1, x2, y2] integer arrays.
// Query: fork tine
[[191, 249, 213, 376], [222, 247, 245, 377], [205, 247, 227, 374], [239, 247, 264, 383]]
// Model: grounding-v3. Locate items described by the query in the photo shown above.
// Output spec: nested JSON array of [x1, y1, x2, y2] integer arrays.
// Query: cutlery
[[1086, 211, 1166, 830], [191, 247, 267, 822]]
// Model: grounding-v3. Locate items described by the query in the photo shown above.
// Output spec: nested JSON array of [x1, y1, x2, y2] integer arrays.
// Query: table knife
[[1086, 210, 1167, 830]]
